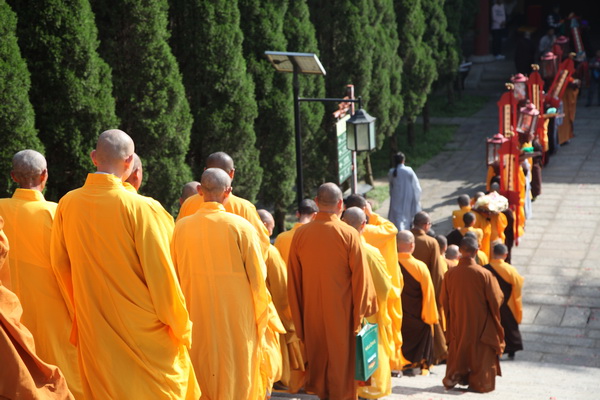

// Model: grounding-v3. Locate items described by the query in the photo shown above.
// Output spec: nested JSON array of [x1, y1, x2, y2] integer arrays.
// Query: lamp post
[[346, 108, 376, 194]]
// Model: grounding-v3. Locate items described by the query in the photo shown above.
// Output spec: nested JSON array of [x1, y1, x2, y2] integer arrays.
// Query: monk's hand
[[288, 340, 306, 371], [364, 201, 373, 217]]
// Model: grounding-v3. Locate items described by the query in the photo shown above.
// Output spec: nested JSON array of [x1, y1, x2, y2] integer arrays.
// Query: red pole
[[474, 0, 490, 56]]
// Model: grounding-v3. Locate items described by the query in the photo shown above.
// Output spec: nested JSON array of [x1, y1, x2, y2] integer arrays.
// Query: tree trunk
[[407, 120, 416, 147], [423, 99, 430, 134], [364, 154, 375, 186]]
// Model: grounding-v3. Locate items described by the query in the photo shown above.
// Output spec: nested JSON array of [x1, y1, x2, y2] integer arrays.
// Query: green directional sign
[[337, 115, 352, 184]]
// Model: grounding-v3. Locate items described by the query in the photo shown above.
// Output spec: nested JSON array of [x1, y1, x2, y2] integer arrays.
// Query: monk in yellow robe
[[274, 199, 318, 264], [451, 194, 471, 229], [483, 243, 524, 359], [171, 168, 270, 400], [446, 212, 483, 247], [473, 209, 507, 258], [176, 151, 270, 253], [258, 209, 305, 393], [441, 236, 504, 393], [51, 129, 199, 399], [343, 207, 393, 399], [0, 150, 82, 398], [0, 223, 73, 400], [179, 181, 201, 206], [344, 194, 405, 371], [288, 183, 377, 400], [397, 230, 438, 374], [410, 212, 447, 365]]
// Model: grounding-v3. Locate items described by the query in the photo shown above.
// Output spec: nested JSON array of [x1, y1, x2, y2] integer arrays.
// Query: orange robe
[[51, 173, 198, 400], [474, 211, 508, 258], [557, 85, 578, 144], [0, 189, 82, 397], [361, 212, 405, 369], [171, 201, 270, 400], [288, 212, 377, 400], [410, 228, 447, 363], [441, 257, 505, 393], [274, 222, 303, 264], [177, 192, 270, 255], [452, 206, 471, 229]]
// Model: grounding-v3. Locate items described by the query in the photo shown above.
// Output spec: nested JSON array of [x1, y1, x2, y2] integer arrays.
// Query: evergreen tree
[[283, 0, 327, 200], [9, 0, 118, 201], [0, 0, 44, 197], [92, 0, 192, 212], [169, 0, 262, 202], [238, 0, 295, 222], [422, 0, 458, 129], [395, 0, 437, 147]]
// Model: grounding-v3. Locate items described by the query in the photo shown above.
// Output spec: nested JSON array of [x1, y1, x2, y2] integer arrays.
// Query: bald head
[[257, 209, 275, 236], [316, 183, 343, 214], [446, 244, 460, 260], [413, 211, 430, 230], [492, 243, 509, 259], [92, 129, 135, 179], [397, 230, 415, 253], [297, 198, 318, 223], [490, 182, 500, 192], [463, 212, 476, 227], [459, 236, 479, 257], [200, 168, 232, 203], [11, 150, 48, 189], [457, 194, 470, 207], [435, 235, 448, 254], [342, 207, 366, 232], [345, 194, 367, 210], [179, 181, 201, 205], [206, 152, 234, 174], [125, 153, 143, 191]]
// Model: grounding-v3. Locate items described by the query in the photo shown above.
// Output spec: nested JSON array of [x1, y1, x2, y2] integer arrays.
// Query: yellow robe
[[452, 206, 471, 229], [274, 222, 303, 264], [51, 173, 198, 400], [474, 212, 508, 258], [264, 244, 305, 392], [123, 182, 176, 229], [171, 201, 269, 400], [177, 192, 270, 255], [357, 239, 393, 399], [361, 212, 405, 370], [0, 189, 82, 398], [489, 259, 524, 323]]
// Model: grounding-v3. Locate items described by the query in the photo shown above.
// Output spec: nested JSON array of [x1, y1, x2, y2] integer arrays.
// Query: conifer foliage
[[0, 0, 44, 197], [169, 0, 263, 202], [92, 0, 192, 211], [9, 0, 118, 201]]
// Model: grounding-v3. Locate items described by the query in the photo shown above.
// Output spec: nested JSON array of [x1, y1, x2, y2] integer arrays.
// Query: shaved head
[[413, 211, 430, 229], [200, 168, 231, 203], [298, 199, 318, 215], [458, 194, 470, 207], [131, 153, 142, 172], [492, 243, 509, 258], [95, 129, 134, 165], [342, 207, 366, 231], [435, 235, 448, 253], [345, 194, 367, 209], [125, 153, 143, 191], [258, 209, 275, 236], [11, 150, 47, 188], [463, 212, 476, 227], [473, 191, 485, 202], [397, 230, 415, 253], [316, 183, 343, 212], [460, 236, 479, 257], [446, 244, 460, 260], [180, 181, 200, 205], [206, 152, 234, 174], [490, 182, 500, 192]]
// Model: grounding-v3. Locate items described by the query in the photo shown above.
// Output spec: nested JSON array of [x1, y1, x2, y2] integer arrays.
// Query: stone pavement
[[273, 91, 600, 399]]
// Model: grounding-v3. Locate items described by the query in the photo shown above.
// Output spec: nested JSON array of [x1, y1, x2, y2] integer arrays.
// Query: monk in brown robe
[[287, 183, 377, 400], [441, 236, 505, 393], [0, 218, 73, 400], [411, 212, 447, 364]]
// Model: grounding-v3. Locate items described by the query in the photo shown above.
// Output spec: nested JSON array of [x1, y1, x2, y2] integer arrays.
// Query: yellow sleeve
[[135, 205, 192, 347], [265, 246, 295, 336], [364, 213, 398, 248], [416, 262, 439, 326]]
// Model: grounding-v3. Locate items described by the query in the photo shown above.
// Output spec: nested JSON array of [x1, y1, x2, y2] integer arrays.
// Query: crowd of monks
[[0, 128, 527, 400]]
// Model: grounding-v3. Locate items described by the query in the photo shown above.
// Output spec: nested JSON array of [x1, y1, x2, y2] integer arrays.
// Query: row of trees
[[1, 0, 477, 226]]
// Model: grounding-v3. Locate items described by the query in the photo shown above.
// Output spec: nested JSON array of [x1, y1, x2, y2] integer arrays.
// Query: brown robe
[[0, 221, 73, 400], [410, 228, 447, 363], [288, 212, 377, 400], [441, 257, 505, 393]]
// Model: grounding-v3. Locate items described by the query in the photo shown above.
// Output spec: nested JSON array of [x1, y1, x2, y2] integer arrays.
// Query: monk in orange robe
[[288, 183, 377, 400], [343, 207, 393, 398], [410, 212, 447, 364], [451, 194, 471, 229], [179, 181, 201, 206], [0, 150, 82, 398], [274, 199, 318, 264], [51, 130, 199, 399], [0, 221, 73, 400], [344, 194, 405, 371], [176, 151, 270, 254], [441, 236, 505, 393]]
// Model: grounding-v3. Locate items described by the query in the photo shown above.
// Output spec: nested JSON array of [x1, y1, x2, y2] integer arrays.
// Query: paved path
[[274, 91, 600, 399]]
